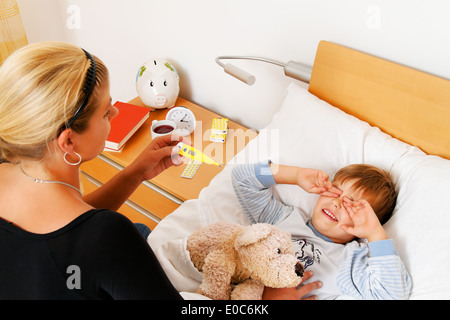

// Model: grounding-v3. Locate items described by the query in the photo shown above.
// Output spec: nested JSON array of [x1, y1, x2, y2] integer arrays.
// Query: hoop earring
[[64, 152, 82, 166]]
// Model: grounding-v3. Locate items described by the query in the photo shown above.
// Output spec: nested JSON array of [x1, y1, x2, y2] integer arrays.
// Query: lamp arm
[[216, 56, 285, 68], [215, 55, 312, 84]]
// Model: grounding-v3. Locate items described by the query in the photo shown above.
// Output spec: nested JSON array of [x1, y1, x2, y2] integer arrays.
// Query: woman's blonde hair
[[0, 41, 109, 162]]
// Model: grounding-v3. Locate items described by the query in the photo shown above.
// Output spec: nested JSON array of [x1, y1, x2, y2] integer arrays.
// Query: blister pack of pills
[[180, 159, 201, 179]]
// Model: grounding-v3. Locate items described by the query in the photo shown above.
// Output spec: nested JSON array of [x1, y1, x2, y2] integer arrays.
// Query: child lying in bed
[[231, 161, 411, 300]]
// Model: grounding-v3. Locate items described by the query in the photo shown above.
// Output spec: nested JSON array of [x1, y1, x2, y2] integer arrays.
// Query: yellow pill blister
[[180, 159, 201, 179]]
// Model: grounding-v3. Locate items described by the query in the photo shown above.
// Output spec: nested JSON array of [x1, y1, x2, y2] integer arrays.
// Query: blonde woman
[[0, 42, 188, 299], [0, 42, 321, 300]]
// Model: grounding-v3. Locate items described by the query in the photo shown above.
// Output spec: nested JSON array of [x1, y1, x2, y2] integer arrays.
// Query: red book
[[105, 101, 149, 151]]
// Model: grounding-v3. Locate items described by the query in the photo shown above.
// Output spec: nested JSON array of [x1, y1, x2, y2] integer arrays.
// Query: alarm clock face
[[166, 106, 196, 136]]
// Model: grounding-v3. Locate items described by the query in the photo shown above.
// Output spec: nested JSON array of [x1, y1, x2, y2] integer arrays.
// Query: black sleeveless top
[[0, 209, 181, 300]]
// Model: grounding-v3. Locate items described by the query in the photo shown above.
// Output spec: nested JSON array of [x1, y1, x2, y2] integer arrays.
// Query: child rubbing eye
[[232, 162, 411, 300]]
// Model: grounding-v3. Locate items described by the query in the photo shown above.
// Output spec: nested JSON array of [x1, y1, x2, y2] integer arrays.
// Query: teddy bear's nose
[[295, 261, 304, 278]]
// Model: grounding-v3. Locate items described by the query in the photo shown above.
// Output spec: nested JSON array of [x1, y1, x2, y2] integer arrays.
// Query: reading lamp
[[215, 56, 312, 85]]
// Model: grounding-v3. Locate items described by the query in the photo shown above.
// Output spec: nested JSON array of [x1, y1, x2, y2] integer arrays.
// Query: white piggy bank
[[136, 59, 180, 110]]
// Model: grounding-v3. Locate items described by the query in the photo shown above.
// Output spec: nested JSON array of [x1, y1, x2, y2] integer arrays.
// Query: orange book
[[105, 101, 149, 151]]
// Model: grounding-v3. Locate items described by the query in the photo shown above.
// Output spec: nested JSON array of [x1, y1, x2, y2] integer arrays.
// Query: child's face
[[311, 179, 369, 244]]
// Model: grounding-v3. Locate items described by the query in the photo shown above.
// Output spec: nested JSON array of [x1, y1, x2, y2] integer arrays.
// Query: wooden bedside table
[[80, 97, 257, 229]]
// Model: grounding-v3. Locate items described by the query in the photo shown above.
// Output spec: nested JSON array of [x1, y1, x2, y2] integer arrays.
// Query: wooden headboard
[[308, 41, 450, 160]]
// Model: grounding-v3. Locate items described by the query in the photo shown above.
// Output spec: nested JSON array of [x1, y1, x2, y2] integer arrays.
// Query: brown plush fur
[[187, 222, 304, 300]]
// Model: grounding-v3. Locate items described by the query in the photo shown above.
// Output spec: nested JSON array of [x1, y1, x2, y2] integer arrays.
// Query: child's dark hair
[[334, 164, 397, 225]]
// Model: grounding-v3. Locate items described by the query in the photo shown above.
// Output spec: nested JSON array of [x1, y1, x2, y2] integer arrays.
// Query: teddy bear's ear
[[235, 223, 272, 248]]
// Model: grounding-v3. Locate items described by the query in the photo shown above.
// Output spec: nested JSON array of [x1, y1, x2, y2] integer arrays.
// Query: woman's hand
[[130, 134, 188, 182], [262, 271, 322, 300]]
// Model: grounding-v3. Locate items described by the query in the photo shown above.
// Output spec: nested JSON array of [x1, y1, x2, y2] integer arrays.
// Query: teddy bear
[[186, 222, 304, 300]]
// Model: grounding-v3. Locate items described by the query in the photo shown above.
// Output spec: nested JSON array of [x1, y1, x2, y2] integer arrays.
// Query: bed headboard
[[308, 41, 450, 160]]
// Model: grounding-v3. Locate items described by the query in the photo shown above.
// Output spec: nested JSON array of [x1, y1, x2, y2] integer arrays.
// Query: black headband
[[66, 49, 97, 128]]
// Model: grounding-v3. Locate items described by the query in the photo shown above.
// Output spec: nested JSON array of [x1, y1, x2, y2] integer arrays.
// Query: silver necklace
[[19, 165, 82, 196]]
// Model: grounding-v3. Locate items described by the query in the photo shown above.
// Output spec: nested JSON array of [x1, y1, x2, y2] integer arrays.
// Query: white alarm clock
[[166, 106, 196, 136]]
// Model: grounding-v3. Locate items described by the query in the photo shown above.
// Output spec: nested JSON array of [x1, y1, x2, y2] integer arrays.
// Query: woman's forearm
[[82, 165, 143, 211]]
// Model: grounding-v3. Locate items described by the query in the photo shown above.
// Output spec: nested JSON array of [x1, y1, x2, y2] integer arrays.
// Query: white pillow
[[384, 149, 450, 299], [257, 83, 450, 299]]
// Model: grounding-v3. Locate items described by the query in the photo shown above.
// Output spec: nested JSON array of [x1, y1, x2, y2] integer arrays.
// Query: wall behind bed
[[17, 0, 450, 131]]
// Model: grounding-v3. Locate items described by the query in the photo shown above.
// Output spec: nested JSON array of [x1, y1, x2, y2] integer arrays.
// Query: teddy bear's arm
[[231, 279, 265, 300], [198, 250, 237, 300]]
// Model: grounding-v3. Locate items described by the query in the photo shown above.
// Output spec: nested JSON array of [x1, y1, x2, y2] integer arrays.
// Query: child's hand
[[297, 168, 342, 198], [341, 197, 388, 242]]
